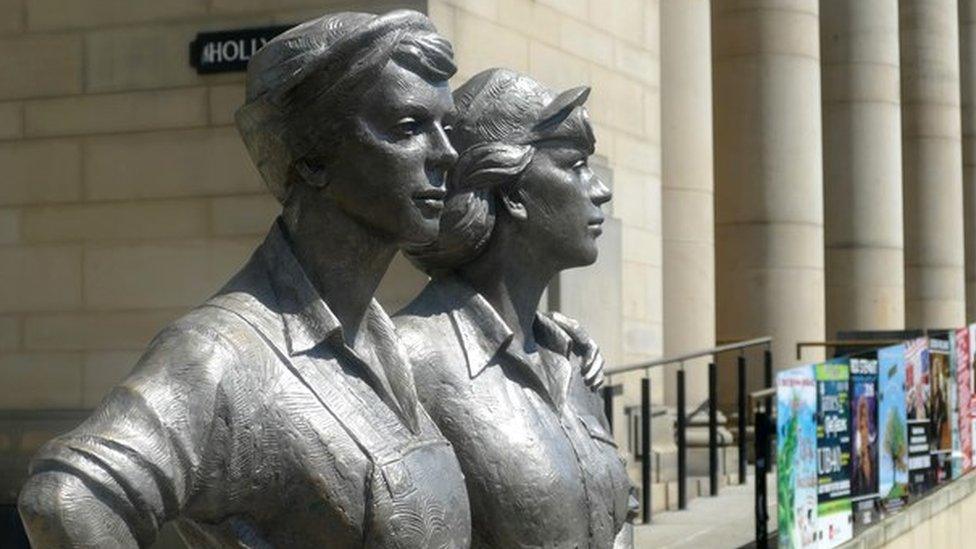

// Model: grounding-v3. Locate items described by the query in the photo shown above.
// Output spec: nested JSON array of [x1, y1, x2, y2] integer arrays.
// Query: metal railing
[[795, 339, 903, 360], [748, 386, 776, 548], [602, 336, 773, 524]]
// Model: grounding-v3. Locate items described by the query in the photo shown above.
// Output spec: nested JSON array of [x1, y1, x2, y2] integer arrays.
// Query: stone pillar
[[821, 0, 905, 336], [900, 0, 967, 329], [661, 0, 714, 408], [713, 0, 825, 369], [961, 1, 976, 323]]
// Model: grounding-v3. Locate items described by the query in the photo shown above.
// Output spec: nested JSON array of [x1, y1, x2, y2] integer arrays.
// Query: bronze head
[[407, 68, 611, 274], [237, 10, 458, 247]]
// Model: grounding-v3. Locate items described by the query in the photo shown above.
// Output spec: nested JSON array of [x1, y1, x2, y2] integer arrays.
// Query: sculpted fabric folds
[[19, 9, 471, 546], [23, 222, 471, 547], [17, 8, 626, 547], [396, 278, 633, 548]]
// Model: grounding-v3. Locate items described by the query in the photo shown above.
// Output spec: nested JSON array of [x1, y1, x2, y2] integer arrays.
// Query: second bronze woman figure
[[396, 68, 637, 548]]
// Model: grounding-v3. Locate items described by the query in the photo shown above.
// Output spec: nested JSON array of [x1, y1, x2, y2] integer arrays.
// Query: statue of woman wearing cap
[[18, 11, 473, 548], [395, 69, 637, 548]]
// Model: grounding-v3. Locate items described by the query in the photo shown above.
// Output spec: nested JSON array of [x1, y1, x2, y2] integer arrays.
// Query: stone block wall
[[0, 0, 426, 415], [0, 0, 661, 453]]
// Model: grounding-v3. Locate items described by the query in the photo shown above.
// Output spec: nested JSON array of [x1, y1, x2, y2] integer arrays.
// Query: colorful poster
[[970, 325, 976, 467], [905, 337, 933, 495], [778, 365, 818, 549], [877, 344, 908, 513], [815, 362, 853, 548], [849, 356, 880, 532], [951, 329, 970, 477], [971, 325, 976, 398], [929, 338, 953, 483]]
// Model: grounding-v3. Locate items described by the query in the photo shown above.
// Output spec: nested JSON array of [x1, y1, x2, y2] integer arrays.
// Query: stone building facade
[[0, 0, 661, 410], [4, 0, 976, 534]]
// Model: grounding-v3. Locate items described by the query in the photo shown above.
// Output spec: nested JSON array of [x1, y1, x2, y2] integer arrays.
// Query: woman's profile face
[[516, 118, 611, 269]]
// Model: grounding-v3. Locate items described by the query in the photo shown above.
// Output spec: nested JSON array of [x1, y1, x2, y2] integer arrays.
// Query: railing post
[[677, 369, 687, 510], [641, 377, 652, 523], [754, 408, 770, 549], [763, 348, 773, 411], [708, 362, 718, 496], [602, 384, 614, 434], [737, 355, 747, 485]]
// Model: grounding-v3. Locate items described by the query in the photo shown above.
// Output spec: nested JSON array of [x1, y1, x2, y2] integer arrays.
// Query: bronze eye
[[393, 117, 423, 138], [572, 158, 588, 171]]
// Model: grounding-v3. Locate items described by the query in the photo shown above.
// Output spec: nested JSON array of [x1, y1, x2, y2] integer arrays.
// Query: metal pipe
[[708, 362, 718, 496], [763, 349, 773, 413], [737, 355, 747, 485], [677, 369, 687, 510], [795, 339, 903, 360], [605, 336, 773, 375], [754, 410, 770, 548], [641, 378, 651, 524]]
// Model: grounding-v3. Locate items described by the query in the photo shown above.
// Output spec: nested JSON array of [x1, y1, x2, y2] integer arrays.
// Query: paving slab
[[634, 474, 777, 549]]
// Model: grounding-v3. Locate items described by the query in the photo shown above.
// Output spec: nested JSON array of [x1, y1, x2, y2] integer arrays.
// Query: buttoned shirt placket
[[447, 279, 605, 547], [498, 335, 599, 546], [259, 221, 420, 433]]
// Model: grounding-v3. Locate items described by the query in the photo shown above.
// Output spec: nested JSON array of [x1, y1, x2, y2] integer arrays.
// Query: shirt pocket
[[578, 413, 618, 447]]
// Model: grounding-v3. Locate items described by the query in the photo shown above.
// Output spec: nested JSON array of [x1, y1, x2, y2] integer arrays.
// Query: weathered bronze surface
[[17, 10, 629, 548], [396, 68, 636, 548], [17, 10, 471, 548]]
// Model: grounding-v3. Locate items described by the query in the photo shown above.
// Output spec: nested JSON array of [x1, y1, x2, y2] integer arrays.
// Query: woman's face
[[515, 123, 611, 269], [325, 59, 457, 248]]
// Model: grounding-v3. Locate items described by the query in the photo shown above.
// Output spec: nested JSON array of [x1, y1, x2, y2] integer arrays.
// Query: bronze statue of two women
[[18, 10, 635, 548]]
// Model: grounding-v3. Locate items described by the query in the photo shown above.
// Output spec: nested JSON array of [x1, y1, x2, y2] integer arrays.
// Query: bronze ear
[[295, 158, 329, 189], [498, 189, 528, 221]]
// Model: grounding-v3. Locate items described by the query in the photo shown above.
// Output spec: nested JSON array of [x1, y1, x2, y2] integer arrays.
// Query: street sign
[[189, 25, 291, 74]]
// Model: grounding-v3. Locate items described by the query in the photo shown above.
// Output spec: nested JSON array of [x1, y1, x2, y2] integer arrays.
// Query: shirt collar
[[259, 218, 388, 356], [430, 277, 574, 378], [256, 219, 419, 430], [535, 312, 574, 357]]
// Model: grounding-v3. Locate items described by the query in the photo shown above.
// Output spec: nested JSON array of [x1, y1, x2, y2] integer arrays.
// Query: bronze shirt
[[22, 222, 471, 548], [395, 277, 634, 549]]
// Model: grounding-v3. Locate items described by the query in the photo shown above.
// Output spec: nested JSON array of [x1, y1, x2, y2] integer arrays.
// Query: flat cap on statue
[[450, 68, 593, 152]]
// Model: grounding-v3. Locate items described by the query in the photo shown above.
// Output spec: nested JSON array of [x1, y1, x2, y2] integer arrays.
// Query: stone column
[[821, 0, 905, 336], [712, 0, 825, 369], [661, 0, 714, 408], [961, 1, 976, 322], [900, 0, 967, 328]]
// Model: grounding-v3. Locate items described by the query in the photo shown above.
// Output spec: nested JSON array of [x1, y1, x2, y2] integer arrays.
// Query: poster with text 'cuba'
[[905, 337, 933, 495], [951, 329, 970, 478], [849, 356, 879, 533], [778, 365, 818, 549], [815, 362, 853, 548], [877, 344, 908, 514]]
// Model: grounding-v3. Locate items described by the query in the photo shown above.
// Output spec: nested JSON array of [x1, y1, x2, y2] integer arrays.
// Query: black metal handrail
[[795, 339, 903, 360], [749, 386, 775, 548], [602, 336, 773, 524], [605, 336, 773, 375]]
